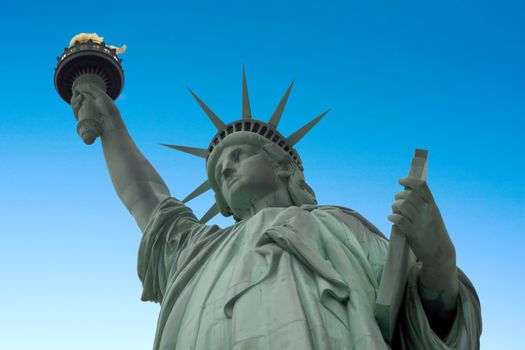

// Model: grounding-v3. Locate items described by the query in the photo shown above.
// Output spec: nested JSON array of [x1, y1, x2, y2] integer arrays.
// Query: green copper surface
[[67, 69, 482, 349]]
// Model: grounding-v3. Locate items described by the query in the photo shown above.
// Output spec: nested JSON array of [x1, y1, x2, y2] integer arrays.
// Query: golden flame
[[68, 33, 127, 54]]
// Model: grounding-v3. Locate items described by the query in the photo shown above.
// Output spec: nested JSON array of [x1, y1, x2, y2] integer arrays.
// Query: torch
[[54, 34, 125, 144]]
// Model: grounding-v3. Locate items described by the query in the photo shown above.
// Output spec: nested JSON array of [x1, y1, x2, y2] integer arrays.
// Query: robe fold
[[138, 198, 481, 350]]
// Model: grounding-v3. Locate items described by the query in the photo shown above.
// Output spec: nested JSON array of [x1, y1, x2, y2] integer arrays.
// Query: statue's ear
[[276, 160, 294, 179], [262, 143, 293, 178], [273, 151, 294, 179]]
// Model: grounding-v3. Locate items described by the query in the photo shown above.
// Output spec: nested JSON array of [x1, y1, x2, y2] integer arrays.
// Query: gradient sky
[[0, 1, 523, 349]]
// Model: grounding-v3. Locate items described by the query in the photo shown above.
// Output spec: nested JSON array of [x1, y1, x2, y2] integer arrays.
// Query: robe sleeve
[[137, 197, 205, 303], [397, 264, 482, 350], [316, 206, 389, 284]]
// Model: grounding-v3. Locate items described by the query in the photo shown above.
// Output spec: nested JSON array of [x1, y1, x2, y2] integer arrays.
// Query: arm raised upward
[[71, 81, 170, 232]]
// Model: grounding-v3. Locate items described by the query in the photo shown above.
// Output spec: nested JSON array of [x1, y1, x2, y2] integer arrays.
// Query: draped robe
[[138, 198, 481, 349]]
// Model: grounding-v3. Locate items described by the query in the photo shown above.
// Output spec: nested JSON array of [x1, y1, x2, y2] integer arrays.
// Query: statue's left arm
[[388, 176, 461, 338]]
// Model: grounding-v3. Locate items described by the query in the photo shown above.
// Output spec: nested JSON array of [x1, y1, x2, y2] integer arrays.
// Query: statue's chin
[[226, 193, 252, 214]]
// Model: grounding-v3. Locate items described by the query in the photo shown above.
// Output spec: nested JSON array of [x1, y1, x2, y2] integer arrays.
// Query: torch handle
[[76, 93, 103, 145], [73, 74, 106, 145]]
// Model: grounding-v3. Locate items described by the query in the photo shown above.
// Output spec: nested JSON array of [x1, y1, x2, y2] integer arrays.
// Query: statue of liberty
[[63, 36, 481, 349]]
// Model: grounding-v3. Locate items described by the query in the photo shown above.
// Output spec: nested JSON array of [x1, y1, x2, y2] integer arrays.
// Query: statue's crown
[[162, 68, 329, 223]]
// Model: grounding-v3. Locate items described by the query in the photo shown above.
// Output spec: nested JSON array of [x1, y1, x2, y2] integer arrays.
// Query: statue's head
[[206, 131, 317, 221], [162, 69, 328, 222]]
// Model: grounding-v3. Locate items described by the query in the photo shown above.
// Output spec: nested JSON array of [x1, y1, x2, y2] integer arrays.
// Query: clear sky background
[[0, 0, 523, 349]]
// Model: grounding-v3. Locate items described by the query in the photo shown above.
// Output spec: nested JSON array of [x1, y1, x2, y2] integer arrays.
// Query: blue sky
[[0, 0, 523, 349]]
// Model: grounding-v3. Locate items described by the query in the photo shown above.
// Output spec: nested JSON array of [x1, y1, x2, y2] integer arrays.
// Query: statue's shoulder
[[313, 205, 387, 240]]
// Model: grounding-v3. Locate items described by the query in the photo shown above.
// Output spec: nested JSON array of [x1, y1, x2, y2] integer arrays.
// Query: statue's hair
[[260, 143, 317, 207], [208, 134, 317, 221]]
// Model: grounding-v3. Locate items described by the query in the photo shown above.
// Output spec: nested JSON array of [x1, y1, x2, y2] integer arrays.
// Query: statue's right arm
[[71, 82, 170, 232]]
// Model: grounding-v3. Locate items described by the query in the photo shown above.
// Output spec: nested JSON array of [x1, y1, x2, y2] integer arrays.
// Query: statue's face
[[214, 143, 283, 210]]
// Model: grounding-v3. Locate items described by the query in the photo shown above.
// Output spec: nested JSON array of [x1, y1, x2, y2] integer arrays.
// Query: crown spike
[[199, 203, 220, 224], [242, 66, 252, 119], [286, 109, 330, 146], [183, 180, 211, 203], [268, 80, 294, 128], [188, 88, 226, 130], [160, 144, 209, 158]]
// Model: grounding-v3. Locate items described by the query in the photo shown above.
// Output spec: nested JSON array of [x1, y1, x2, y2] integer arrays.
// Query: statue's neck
[[233, 186, 293, 220]]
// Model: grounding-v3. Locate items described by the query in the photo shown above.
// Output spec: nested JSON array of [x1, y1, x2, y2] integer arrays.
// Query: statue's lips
[[226, 176, 241, 189]]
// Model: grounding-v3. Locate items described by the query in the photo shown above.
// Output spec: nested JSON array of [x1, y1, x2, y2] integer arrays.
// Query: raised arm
[[71, 81, 170, 231]]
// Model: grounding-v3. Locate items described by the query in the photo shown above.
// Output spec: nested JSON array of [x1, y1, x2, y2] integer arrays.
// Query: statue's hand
[[70, 82, 125, 138], [388, 176, 456, 273], [388, 177, 459, 336]]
